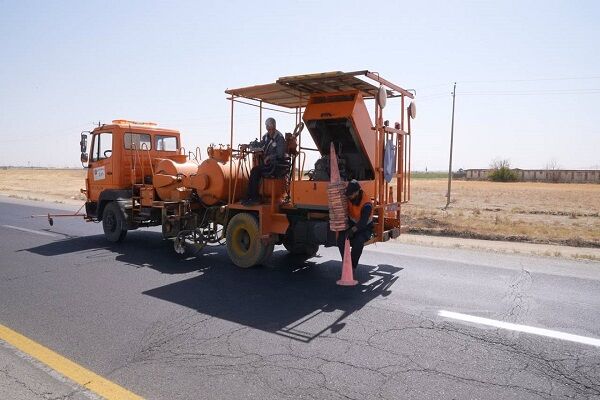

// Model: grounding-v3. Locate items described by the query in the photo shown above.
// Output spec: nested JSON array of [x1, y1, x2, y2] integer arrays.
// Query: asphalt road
[[1, 198, 599, 399]]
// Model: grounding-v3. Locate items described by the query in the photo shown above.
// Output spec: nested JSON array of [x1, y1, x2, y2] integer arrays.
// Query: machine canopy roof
[[225, 70, 414, 108]]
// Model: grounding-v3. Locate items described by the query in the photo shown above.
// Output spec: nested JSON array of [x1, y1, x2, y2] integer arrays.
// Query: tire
[[282, 238, 319, 257], [102, 201, 128, 243], [226, 213, 270, 268], [259, 242, 275, 265]]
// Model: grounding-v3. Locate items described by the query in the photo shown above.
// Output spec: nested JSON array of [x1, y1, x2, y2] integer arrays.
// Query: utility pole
[[445, 82, 457, 209]]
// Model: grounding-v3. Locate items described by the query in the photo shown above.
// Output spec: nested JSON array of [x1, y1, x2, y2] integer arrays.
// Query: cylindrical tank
[[153, 158, 198, 201], [191, 158, 248, 205]]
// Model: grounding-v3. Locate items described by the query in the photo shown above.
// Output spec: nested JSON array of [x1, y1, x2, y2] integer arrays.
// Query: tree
[[489, 158, 518, 182], [545, 158, 561, 182], [490, 158, 511, 170], [545, 158, 561, 170]]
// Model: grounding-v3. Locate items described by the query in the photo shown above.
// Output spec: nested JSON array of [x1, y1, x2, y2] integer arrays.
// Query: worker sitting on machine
[[242, 117, 286, 206], [337, 180, 374, 270]]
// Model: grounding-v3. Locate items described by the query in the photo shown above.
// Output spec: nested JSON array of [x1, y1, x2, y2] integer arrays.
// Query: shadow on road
[[24, 231, 403, 342], [144, 251, 401, 342], [24, 231, 209, 274]]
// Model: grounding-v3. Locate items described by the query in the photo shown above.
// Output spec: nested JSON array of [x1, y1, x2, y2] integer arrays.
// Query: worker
[[337, 180, 374, 270], [242, 117, 286, 205]]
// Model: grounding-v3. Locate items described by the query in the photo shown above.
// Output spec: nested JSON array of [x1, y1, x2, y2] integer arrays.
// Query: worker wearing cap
[[337, 180, 374, 270], [243, 118, 286, 205]]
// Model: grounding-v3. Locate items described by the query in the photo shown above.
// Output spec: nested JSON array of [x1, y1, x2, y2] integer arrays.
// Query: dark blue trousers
[[337, 229, 371, 270]]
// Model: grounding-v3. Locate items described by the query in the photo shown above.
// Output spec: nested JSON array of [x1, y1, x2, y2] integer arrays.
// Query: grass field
[[410, 171, 448, 179], [403, 179, 600, 248], [1, 167, 599, 249]]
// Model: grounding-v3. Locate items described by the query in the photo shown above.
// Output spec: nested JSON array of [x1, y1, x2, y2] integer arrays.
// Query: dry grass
[[1, 168, 599, 248], [404, 179, 600, 248], [0, 168, 86, 205], [397, 234, 600, 261]]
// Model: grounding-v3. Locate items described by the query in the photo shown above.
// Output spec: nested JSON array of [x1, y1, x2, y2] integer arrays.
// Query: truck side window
[[124, 133, 152, 150], [91, 132, 113, 162], [156, 135, 178, 151]]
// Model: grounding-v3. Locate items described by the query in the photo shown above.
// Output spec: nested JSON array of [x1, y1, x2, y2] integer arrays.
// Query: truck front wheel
[[226, 213, 272, 268], [102, 202, 128, 243]]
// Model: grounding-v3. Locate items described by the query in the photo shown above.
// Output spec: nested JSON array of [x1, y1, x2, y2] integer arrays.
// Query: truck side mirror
[[80, 132, 89, 166], [80, 133, 88, 153]]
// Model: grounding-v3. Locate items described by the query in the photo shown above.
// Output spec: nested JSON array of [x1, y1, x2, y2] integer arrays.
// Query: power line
[[416, 75, 600, 92], [459, 91, 600, 96], [460, 88, 600, 94], [458, 75, 600, 84], [415, 82, 454, 90], [416, 93, 451, 100]]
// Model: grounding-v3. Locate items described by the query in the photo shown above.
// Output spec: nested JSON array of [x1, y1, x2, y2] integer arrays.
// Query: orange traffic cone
[[337, 238, 358, 286], [330, 142, 341, 183]]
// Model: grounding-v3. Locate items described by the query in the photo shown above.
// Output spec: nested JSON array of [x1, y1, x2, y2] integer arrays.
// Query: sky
[[0, 0, 599, 170]]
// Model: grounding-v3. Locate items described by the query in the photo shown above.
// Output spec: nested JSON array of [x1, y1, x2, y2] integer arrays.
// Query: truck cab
[[81, 120, 182, 220]]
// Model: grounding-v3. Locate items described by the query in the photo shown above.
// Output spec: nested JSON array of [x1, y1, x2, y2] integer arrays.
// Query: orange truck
[[75, 70, 415, 268]]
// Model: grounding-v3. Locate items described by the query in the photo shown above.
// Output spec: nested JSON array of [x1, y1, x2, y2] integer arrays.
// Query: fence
[[464, 169, 600, 183]]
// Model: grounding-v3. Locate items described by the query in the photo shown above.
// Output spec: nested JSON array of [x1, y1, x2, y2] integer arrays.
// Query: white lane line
[[439, 310, 600, 347], [1, 225, 60, 238]]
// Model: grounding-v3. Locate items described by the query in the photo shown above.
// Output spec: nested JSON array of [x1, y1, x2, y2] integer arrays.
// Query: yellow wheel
[[226, 213, 271, 268]]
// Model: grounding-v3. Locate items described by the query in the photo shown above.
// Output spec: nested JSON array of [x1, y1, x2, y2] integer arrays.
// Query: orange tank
[[191, 158, 248, 205], [153, 158, 198, 201]]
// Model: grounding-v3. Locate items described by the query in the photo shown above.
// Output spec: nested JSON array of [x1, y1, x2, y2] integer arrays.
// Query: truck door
[[88, 131, 114, 201]]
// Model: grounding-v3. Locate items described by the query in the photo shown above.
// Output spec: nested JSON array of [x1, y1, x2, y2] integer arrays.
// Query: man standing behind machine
[[337, 180, 374, 270], [243, 117, 286, 206]]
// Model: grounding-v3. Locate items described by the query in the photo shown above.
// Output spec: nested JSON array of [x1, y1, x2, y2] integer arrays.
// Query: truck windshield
[[124, 133, 151, 150]]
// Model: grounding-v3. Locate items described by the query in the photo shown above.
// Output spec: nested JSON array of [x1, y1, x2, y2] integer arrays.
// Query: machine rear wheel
[[226, 213, 270, 268], [102, 201, 128, 243], [282, 239, 318, 257]]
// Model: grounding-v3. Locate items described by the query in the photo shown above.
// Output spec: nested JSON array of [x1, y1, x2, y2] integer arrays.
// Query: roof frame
[[225, 70, 414, 108]]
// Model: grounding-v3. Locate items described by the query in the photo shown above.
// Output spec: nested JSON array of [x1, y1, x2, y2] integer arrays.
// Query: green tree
[[489, 158, 518, 182]]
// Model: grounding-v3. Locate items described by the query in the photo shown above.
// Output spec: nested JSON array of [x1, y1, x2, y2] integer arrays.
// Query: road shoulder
[[0, 341, 97, 400], [397, 233, 600, 262]]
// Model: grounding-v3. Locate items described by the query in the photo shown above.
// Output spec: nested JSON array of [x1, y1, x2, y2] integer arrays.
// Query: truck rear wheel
[[283, 239, 319, 257], [226, 213, 271, 268], [259, 242, 275, 265], [102, 202, 128, 243]]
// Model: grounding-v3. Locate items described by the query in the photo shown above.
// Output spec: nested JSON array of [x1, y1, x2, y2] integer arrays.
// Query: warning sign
[[93, 166, 106, 181]]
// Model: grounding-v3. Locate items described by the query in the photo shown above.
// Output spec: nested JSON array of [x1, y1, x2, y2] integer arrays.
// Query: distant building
[[464, 169, 600, 183], [452, 168, 466, 179]]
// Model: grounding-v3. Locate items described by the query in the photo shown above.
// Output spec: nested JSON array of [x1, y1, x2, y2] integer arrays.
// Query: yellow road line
[[0, 323, 144, 400]]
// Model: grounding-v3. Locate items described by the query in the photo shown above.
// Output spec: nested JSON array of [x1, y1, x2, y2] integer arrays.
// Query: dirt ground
[[1, 168, 599, 259], [403, 179, 600, 249], [0, 168, 86, 205]]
